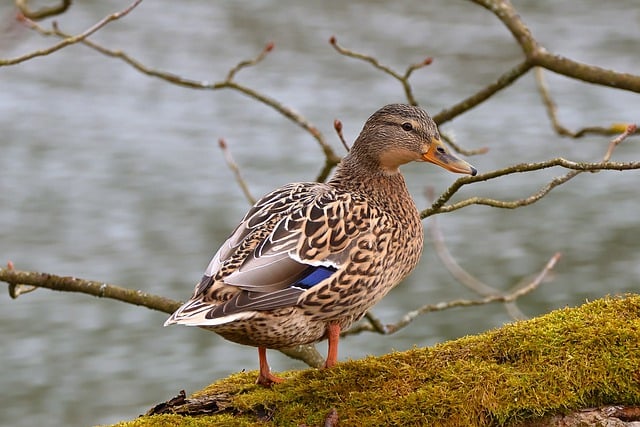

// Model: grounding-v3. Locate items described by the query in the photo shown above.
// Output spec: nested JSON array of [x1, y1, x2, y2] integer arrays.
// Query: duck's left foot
[[256, 346, 284, 387], [256, 371, 284, 387]]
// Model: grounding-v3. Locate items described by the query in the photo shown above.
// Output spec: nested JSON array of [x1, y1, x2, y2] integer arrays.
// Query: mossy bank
[[110, 295, 640, 426]]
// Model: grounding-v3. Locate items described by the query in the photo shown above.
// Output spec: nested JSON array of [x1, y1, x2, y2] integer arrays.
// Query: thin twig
[[15, 0, 72, 20], [433, 60, 533, 125], [425, 187, 526, 320], [2, 0, 143, 66], [535, 68, 634, 138], [422, 158, 639, 218], [333, 119, 350, 152], [471, 0, 640, 93], [17, 23, 342, 181], [218, 138, 256, 205], [440, 132, 489, 157], [603, 124, 637, 162], [226, 41, 274, 82], [343, 252, 561, 337], [329, 35, 431, 106], [0, 266, 324, 367]]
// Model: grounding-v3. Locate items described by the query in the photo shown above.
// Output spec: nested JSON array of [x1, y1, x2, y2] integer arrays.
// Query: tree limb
[[343, 252, 562, 337], [0, 266, 324, 368], [1, 267, 180, 313], [433, 60, 533, 126], [423, 124, 637, 217], [426, 187, 527, 320], [535, 68, 634, 138], [329, 35, 433, 106], [15, 0, 72, 20], [423, 158, 640, 217], [2, 0, 142, 66], [218, 138, 256, 205], [470, 0, 640, 93]]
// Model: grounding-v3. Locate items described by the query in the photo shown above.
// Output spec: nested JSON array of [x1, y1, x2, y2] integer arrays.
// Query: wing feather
[[167, 182, 372, 326]]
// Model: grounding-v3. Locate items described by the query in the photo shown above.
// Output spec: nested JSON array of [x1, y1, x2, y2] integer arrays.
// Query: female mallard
[[165, 104, 476, 386]]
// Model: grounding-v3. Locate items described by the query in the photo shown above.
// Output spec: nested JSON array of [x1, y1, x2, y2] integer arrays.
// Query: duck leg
[[256, 346, 284, 387], [324, 323, 341, 368]]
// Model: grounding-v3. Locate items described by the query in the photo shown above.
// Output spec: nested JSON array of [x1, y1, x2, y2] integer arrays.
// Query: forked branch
[[329, 35, 433, 106], [343, 252, 562, 337], [0, 264, 324, 367], [423, 124, 638, 217], [2, 0, 142, 66]]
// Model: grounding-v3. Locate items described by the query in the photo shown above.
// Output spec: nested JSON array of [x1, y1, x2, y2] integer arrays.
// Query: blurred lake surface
[[1, 1, 639, 425]]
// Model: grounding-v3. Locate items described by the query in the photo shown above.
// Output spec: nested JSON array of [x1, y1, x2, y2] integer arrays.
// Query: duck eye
[[401, 122, 413, 131]]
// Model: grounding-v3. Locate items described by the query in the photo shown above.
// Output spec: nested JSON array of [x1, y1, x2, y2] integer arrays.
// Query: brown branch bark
[[329, 35, 433, 106], [470, 0, 640, 93], [433, 60, 533, 126], [1, 0, 142, 66], [423, 158, 640, 217], [7, 23, 341, 181], [0, 267, 324, 368], [218, 138, 256, 205], [15, 0, 72, 20], [423, 125, 637, 217], [426, 188, 527, 320], [343, 252, 561, 337], [1, 267, 180, 313], [535, 68, 634, 138]]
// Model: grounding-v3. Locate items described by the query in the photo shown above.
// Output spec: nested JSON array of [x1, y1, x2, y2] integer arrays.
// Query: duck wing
[[165, 182, 369, 326]]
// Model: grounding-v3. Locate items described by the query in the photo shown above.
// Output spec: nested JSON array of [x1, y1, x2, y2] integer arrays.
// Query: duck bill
[[422, 137, 477, 176]]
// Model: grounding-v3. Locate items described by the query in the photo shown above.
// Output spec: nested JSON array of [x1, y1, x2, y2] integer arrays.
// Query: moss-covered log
[[111, 295, 640, 426]]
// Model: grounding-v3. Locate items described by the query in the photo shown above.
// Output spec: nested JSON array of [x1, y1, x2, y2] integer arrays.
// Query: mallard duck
[[165, 104, 476, 386]]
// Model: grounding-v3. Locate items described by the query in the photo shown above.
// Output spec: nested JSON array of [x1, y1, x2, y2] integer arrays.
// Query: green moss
[[109, 295, 640, 427]]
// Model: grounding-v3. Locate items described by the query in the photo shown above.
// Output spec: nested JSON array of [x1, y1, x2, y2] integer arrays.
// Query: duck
[[164, 104, 477, 386]]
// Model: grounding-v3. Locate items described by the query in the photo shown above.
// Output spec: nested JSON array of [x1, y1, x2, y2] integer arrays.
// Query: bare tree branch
[[440, 132, 490, 157], [535, 68, 634, 138], [0, 265, 324, 368], [333, 119, 350, 152], [433, 60, 533, 126], [329, 35, 432, 106], [2, 266, 180, 313], [15, 0, 72, 20], [343, 252, 562, 337], [226, 41, 274, 81], [12, 21, 342, 182], [423, 124, 637, 217], [1, 0, 142, 66], [423, 159, 640, 217], [425, 187, 526, 320], [603, 124, 638, 162], [471, 0, 640, 93], [218, 138, 256, 205]]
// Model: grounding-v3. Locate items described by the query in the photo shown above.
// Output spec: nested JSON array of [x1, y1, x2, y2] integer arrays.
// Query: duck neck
[[329, 153, 414, 209]]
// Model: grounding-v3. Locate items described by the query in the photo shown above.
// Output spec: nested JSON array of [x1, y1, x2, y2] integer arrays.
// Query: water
[[1, 1, 639, 425]]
